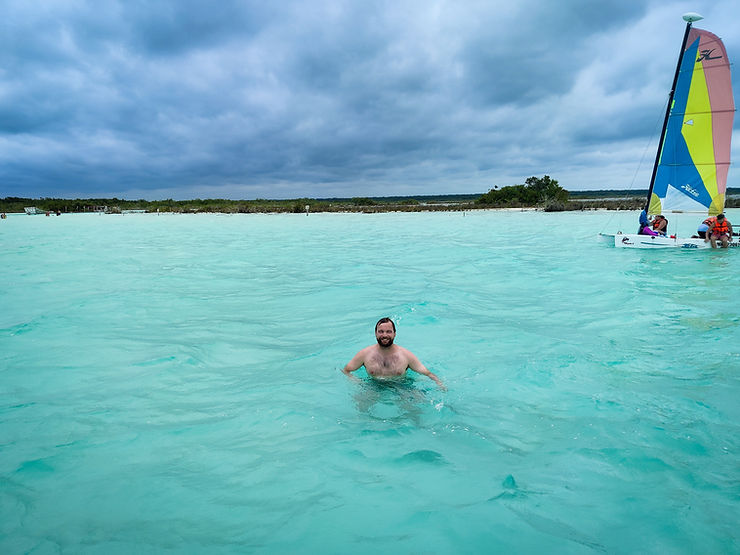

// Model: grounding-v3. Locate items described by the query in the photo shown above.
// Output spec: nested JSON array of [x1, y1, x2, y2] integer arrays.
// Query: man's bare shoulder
[[395, 345, 417, 359], [355, 344, 379, 358]]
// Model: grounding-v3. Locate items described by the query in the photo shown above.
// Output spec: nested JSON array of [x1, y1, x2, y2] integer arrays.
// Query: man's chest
[[366, 352, 405, 373]]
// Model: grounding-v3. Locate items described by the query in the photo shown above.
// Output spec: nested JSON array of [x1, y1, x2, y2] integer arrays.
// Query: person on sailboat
[[707, 213, 733, 248], [697, 216, 716, 239], [638, 211, 666, 236], [638, 210, 657, 235], [651, 215, 668, 235]]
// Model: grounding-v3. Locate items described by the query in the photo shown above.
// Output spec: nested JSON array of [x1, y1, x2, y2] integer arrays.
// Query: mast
[[644, 13, 704, 212]]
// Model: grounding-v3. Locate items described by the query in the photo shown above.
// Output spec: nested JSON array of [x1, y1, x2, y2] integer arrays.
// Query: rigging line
[[599, 95, 670, 235]]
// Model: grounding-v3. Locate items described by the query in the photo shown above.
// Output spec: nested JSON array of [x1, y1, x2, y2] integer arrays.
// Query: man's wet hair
[[375, 317, 396, 332]]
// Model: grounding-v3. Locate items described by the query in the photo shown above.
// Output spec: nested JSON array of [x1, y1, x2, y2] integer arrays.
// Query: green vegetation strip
[[4, 178, 738, 214]]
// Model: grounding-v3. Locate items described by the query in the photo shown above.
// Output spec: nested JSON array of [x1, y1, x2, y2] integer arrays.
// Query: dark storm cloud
[[1, 0, 738, 199], [460, 0, 648, 106]]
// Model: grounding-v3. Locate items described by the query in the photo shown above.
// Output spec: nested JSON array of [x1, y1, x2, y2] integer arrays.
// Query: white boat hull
[[609, 233, 740, 249]]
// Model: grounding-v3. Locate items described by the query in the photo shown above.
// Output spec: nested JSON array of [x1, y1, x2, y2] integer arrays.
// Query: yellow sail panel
[[708, 194, 724, 216], [681, 59, 718, 199]]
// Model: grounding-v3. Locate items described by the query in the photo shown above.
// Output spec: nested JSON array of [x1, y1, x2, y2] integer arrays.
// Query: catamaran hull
[[611, 234, 740, 249]]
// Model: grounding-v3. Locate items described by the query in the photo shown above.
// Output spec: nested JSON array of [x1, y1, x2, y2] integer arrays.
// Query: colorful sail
[[648, 28, 734, 215]]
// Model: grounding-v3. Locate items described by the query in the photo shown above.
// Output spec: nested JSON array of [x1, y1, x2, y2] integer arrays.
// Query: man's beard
[[376, 337, 394, 348]]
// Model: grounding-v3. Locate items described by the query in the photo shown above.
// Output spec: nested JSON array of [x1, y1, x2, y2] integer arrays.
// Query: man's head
[[718, 213, 725, 221], [375, 317, 396, 348]]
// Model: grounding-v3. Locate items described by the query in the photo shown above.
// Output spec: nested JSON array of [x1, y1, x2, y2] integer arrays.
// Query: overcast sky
[[2, 0, 739, 200]]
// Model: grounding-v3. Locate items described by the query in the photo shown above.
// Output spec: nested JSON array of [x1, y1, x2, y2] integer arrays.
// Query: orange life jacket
[[703, 217, 717, 226], [713, 219, 730, 235]]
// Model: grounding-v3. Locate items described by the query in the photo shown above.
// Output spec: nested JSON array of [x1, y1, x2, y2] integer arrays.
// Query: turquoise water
[[1, 210, 739, 553]]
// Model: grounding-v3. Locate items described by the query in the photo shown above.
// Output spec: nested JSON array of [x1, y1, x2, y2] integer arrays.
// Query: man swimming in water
[[342, 317, 445, 388]]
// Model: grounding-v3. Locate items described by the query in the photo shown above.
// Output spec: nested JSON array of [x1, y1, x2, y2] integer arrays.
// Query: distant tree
[[476, 175, 568, 207], [525, 175, 569, 205]]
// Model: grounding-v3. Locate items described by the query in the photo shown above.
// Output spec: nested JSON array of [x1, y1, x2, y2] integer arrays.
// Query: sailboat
[[609, 13, 736, 249]]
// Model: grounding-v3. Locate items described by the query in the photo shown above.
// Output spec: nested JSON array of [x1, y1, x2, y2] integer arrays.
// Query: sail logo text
[[697, 49, 721, 62], [680, 183, 699, 197]]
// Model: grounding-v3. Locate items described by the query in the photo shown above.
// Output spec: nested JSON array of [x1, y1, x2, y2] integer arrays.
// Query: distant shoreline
[[3, 190, 739, 215], [1, 201, 644, 214], [0, 194, 646, 214]]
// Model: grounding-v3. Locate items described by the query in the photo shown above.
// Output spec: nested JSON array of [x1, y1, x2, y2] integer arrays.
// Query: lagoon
[[1, 209, 739, 553]]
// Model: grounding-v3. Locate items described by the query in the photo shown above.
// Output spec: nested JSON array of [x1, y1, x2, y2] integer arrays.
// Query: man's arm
[[342, 348, 367, 379], [405, 350, 445, 389]]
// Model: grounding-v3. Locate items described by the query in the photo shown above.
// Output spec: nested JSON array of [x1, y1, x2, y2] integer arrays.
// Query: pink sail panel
[[690, 27, 734, 200]]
